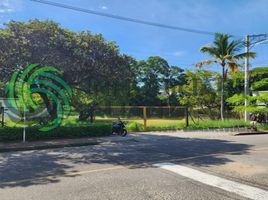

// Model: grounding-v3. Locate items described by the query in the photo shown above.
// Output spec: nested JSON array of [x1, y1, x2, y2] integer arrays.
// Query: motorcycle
[[112, 120, 127, 137]]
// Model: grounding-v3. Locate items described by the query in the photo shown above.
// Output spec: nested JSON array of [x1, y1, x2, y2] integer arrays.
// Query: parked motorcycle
[[112, 120, 127, 137]]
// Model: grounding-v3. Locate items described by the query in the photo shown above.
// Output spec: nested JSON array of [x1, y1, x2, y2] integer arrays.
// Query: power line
[[30, 0, 215, 36]]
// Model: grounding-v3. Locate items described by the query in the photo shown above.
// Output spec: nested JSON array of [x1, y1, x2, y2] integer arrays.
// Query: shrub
[[0, 123, 112, 142], [126, 122, 144, 132], [126, 119, 249, 132], [187, 119, 250, 130], [258, 123, 268, 131]]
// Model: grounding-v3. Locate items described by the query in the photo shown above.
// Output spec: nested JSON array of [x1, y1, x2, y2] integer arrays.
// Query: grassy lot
[[125, 119, 250, 132], [3, 115, 250, 134], [94, 117, 250, 132], [188, 119, 250, 130]]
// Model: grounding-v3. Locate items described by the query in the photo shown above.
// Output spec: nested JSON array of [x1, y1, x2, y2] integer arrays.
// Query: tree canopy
[[198, 33, 256, 120], [0, 20, 134, 118], [1, 20, 266, 122]]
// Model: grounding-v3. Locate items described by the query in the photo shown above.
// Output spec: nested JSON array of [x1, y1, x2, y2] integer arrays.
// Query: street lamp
[[244, 34, 268, 121]]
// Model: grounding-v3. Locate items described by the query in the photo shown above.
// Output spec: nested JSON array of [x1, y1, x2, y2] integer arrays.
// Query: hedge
[[0, 123, 112, 142]]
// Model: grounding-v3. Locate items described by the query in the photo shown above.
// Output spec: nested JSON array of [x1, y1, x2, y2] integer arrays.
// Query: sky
[[0, 0, 268, 72]]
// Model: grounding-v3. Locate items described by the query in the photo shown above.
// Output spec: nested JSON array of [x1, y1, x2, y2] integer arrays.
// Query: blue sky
[[1, 0, 268, 71]]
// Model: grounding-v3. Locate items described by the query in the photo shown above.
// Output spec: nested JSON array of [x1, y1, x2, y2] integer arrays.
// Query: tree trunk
[[78, 106, 96, 122], [79, 111, 90, 121], [39, 92, 57, 119], [220, 65, 225, 121]]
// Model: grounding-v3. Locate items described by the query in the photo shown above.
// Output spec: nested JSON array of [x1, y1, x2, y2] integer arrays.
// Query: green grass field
[[3, 115, 250, 132], [125, 119, 250, 132]]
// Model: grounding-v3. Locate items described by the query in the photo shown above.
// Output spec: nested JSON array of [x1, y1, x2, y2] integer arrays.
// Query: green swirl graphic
[[6, 64, 72, 131]]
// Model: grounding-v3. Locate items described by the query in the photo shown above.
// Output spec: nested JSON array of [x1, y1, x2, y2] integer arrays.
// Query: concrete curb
[[234, 132, 268, 136]]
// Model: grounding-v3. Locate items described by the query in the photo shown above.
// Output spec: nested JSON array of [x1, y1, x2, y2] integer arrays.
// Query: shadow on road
[[0, 133, 253, 188]]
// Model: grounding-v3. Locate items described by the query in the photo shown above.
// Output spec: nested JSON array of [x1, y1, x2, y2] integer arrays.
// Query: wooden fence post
[[143, 106, 147, 131], [185, 106, 189, 128]]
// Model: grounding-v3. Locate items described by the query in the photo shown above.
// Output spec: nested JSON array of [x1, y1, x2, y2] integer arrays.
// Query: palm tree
[[197, 33, 256, 120]]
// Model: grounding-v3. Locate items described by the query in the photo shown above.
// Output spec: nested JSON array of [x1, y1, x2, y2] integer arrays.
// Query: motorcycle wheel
[[121, 129, 127, 137]]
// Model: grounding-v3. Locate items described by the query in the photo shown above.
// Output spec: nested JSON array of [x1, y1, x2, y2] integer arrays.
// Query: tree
[[228, 67, 268, 119], [197, 33, 256, 120], [0, 20, 134, 120], [130, 56, 186, 106], [162, 66, 187, 106], [179, 70, 219, 119], [250, 67, 268, 91], [71, 89, 95, 121], [131, 56, 168, 106], [227, 93, 268, 117], [0, 81, 4, 97]]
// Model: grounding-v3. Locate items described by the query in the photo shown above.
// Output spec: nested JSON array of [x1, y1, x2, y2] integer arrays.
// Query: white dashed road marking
[[154, 163, 268, 200]]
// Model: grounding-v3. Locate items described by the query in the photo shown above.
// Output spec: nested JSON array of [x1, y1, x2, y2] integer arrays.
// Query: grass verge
[[126, 119, 250, 132]]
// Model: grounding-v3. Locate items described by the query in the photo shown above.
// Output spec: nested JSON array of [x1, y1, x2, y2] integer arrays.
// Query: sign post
[[1, 107, 4, 127], [23, 105, 26, 142]]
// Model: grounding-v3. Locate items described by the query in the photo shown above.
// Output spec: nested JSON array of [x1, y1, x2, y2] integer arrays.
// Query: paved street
[[1, 132, 268, 200]]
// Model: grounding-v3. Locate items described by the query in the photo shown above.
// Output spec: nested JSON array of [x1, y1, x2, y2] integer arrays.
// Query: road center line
[[154, 163, 268, 200]]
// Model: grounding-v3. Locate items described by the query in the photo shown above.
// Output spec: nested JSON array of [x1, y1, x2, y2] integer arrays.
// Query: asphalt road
[[1, 132, 268, 200]]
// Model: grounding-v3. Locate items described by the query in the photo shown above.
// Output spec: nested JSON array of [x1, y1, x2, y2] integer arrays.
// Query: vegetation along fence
[[93, 106, 187, 131]]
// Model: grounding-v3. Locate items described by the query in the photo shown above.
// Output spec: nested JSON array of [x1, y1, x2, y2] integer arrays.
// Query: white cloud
[[0, 8, 14, 13], [0, 0, 20, 14], [171, 51, 185, 57], [99, 5, 108, 10]]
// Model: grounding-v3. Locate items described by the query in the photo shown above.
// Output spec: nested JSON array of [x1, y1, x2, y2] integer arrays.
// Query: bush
[[126, 119, 249, 132], [0, 123, 112, 142], [187, 119, 250, 130], [126, 122, 144, 132], [258, 123, 268, 131], [126, 121, 185, 132]]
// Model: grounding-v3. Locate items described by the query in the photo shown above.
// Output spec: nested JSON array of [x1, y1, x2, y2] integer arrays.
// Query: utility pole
[[244, 35, 250, 121], [244, 33, 268, 122]]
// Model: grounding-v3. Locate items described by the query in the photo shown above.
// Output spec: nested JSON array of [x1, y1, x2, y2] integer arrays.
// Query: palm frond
[[227, 62, 239, 73], [223, 55, 233, 60], [200, 46, 221, 58], [214, 33, 231, 56], [196, 60, 217, 68], [234, 52, 256, 59], [199, 33, 256, 72], [227, 40, 243, 54]]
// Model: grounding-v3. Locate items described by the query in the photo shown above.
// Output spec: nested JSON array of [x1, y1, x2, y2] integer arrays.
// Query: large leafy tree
[[250, 67, 268, 91], [130, 56, 185, 106], [179, 70, 219, 119], [0, 20, 134, 119], [162, 66, 187, 106], [197, 33, 256, 120], [0, 81, 4, 97], [132, 56, 169, 106], [227, 92, 268, 116], [228, 67, 268, 117]]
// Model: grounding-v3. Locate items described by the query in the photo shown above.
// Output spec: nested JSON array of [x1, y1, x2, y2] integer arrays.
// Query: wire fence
[[189, 107, 243, 122], [0, 104, 188, 130], [0, 103, 249, 131], [93, 106, 187, 130]]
